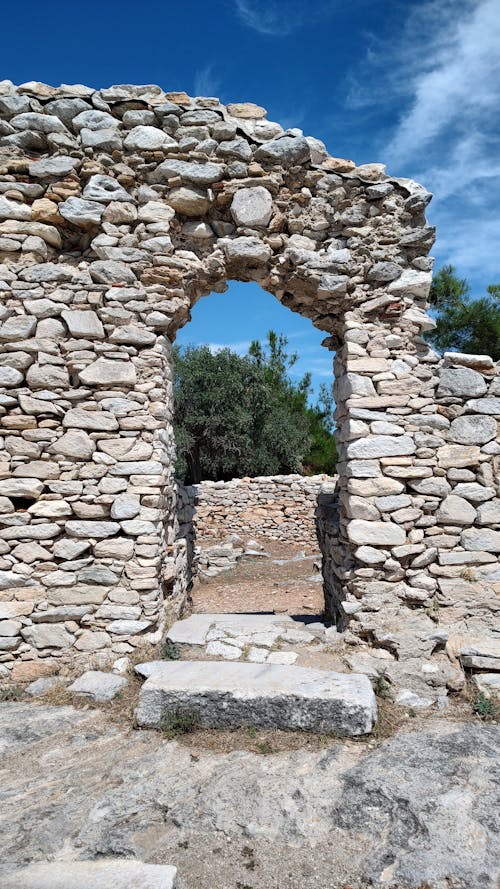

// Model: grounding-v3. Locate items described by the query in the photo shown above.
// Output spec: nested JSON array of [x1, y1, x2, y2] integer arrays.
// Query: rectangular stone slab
[[136, 661, 377, 736], [1, 860, 177, 889]]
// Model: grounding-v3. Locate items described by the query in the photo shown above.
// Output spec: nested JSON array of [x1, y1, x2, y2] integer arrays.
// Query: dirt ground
[[190, 538, 325, 617]]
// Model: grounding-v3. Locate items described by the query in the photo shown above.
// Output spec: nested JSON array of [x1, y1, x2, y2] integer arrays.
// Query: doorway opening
[[171, 280, 338, 621]]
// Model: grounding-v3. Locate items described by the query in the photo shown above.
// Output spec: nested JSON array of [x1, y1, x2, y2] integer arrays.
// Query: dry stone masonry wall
[[0, 80, 498, 688], [179, 474, 332, 547]]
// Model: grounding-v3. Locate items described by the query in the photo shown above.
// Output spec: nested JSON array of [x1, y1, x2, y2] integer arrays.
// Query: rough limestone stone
[[1, 860, 177, 889], [437, 495, 477, 526], [347, 520, 406, 546], [136, 661, 377, 735], [79, 358, 136, 386], [166, 186, 210, 216], [449, 415, 497, 445], [347, 436, 416, 459], [231, 186, 273, 227], [61, 309, 105, 338], [438, 367, 487, 398], [49, 429, 95, 459], [68, 670, 127, 701], [66, 520, 120, 538], [21, 623, 75, 649], [58, 197, 103, 227], [124, 125, 177, 150], [461, 528, 500, 552]]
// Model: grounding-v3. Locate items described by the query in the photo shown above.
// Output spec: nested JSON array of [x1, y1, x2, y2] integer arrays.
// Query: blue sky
[[3, 0, 500, 395]]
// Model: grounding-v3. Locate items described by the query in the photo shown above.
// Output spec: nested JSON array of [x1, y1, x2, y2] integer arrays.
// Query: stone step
[[136, 661, 377, 736], [1, 859, 177, 889]]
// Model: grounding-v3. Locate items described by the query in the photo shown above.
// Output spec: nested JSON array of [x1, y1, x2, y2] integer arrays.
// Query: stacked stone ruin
[[0, 80, 498, 693], [178, 474, 331, 547]]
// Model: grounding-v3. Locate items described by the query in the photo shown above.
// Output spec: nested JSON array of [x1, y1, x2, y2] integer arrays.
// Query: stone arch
[[1, 81, 498, 679]]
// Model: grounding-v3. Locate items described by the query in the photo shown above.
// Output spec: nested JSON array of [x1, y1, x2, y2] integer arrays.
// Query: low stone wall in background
[[177, 474, 334, 549]]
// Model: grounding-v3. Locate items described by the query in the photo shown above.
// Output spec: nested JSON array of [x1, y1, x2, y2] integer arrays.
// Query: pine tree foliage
[[173, 332, 337, 483], [426, 265, 500, 359]]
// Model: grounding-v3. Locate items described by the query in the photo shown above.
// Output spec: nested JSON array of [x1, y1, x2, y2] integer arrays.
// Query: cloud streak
[[233, 0, 337, 36], [193, 64, 222, 99], [345, 0, 500, 287]]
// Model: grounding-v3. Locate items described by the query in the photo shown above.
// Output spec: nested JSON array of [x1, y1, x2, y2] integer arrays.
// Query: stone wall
[[179, 474, 333, 547], [0, 79, 498, 685]]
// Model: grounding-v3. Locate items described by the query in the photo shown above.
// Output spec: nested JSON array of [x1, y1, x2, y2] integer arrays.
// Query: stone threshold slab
[[1, 859, 177, 889], [166, 612, 296, 646], [136, 661, 377, 736]]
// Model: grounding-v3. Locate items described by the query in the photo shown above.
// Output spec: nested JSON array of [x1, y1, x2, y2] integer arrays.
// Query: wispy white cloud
[[204, 340, 252, 354], [345, 0, 500, 287], [193, 64, 222, 98], [233, 0, 337, 37]]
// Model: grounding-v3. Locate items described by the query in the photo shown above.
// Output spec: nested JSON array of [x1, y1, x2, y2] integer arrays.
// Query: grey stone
[[68, 670, 127, 702], [346, 435, 416, 459], [153, 158, 225, 185], [476, 499, 500, 525], [464, 397, 500, 415], [347, 520, 406, 546], [79, 358, 136, 386], [437, 495, 476, 525], [124, 125, 176, 150], [1, 703, 498, 888], [438, 366, 487, 398], [72, 109, 119, 131], [21, 623, 75, 649], [449, 415, 497, 445], [63, 408, 119, 431], [107, 619, 152, 634], [110, 494, 141, 519], [223, 236, 272, 265], [0, 477, 44, 498], [136, 660, 376, 736], [453, 482, 496, 503], [254, 135, 310, 165], [28, 156, 78, 178], [0, 366, 23, 387], [2, 861, 177, 889], [26, 363, 69, 389], [83, 175, 131, 203], [66, 520, 120, 538], [367, 261, 402, 283], [26, 677, 64, 696], [89, 261, 137, 284], [58, 197, 103, 227], [461, 528, 500, 552], [231, 186, 273, 227], [0, 315, 37, 341], [11, 112, 68, 134], [166, 186, 210, 216], [61, 309, 105, 338]]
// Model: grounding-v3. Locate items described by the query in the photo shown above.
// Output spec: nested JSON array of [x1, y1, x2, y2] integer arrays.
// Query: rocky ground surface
[[190, 537, 324, 615], [0, 700, 498, 889]]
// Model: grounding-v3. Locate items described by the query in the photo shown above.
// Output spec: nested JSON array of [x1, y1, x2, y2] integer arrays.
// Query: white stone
[[58, 197, 103, 227], [437, 495, 476, 526], [231, 186, 273, 227], [124, 125, 177, 150], [136, 661, 377, 735], [110, 494, 141, 520], [79, 358, 136, 386], [2, 860, 177, 889], [206, 640, 242, 659], [461, 528, 500, 552], [348, 520, 406, 546], [0, 477, 44, 498], [267, 651, 298, 665], [49, 429, 95, 459], [61, 309, 104, 338], [449, 415, 497, 445], [68, 670, 127, 701], [21, 623, 75, 649], [66, 520, 120, 538], [347, 436, 416, 459]]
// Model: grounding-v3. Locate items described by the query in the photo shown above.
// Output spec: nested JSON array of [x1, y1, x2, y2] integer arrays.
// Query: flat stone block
[[136, 661, 377, 736], [68, 670, 127, 702], [166, 613, 294, 647], [1, 860, 177, 889]]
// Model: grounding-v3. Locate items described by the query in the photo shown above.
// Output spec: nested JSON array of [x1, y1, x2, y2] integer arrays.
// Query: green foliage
[[472, 692, 498, 720], [0, 686, 23, 701], [174, 331, 337, 483], [426, 265, 500, 360], [374, 674, 391, 700], [160, 707, 199, 737], [162, 639, 181, 660]]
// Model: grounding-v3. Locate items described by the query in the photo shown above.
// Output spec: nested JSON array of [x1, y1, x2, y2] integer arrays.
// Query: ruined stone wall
[[178, 474, 333, 548], [0, 79, 498, 684]]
